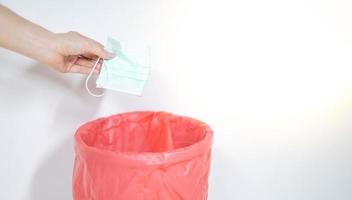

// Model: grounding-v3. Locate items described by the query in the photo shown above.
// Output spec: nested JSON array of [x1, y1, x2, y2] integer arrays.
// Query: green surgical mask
[[85, 37, 151, 97]]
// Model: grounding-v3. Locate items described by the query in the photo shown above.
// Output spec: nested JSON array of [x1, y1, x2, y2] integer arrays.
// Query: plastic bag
[[73, 111, 213, 200]]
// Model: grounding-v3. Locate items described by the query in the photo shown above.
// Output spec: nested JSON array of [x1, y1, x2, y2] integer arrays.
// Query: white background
[[1, 0, 352, 199]]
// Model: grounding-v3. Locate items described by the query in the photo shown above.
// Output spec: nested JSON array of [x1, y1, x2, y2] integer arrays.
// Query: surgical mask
[[85, 37, 151, 97]]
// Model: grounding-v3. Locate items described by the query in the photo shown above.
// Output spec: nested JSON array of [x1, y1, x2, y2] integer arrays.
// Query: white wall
[[1, 0, 352, 199]]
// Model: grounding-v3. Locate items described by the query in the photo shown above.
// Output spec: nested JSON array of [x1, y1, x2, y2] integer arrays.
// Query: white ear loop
[[85, 57, 104, 97]]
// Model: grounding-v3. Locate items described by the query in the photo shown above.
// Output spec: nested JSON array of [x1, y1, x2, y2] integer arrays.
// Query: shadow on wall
[[28, 63, 103, 200], [208, 147, 237, 200], [23, 62, 73, 89], [30, 139, 74, 200]]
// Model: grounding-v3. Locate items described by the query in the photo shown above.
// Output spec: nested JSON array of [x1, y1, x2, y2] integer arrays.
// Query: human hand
[[0, 5, 114, 75], [45, 31, 115, 74]]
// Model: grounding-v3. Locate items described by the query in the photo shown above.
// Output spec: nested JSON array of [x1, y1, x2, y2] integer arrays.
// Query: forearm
[[0, 5, 113, 74], [0, 5, 55, 63]]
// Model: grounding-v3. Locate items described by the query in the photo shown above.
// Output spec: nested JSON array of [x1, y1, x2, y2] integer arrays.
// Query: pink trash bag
[[73, 111, 213, 200]]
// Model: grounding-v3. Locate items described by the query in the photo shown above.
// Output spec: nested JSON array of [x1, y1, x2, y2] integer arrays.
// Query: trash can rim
[[74, 111, 213, 166]]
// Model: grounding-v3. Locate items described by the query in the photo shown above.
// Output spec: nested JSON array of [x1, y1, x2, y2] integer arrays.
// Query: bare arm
[[0, 5, 114, 74]]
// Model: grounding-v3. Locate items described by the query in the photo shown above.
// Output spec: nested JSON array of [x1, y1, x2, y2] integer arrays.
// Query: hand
[[46, 31, 115, 74], [0, 5, 114, 75]]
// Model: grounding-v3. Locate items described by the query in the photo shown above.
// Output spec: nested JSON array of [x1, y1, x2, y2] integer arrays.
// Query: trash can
[[73, 111, 213, 200]]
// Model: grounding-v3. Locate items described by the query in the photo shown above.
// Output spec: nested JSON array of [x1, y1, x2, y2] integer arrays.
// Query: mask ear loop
[[85, 57, 104, 97]]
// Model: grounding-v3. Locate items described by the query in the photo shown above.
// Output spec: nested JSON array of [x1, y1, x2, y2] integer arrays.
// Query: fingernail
[[105, 50, 115, 59]]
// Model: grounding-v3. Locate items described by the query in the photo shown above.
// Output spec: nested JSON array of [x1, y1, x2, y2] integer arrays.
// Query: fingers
[[69, 64, 101, 75], [55, 31, 113, 74], [82, 53, 99, 60], [82, 36, 115, 60], [75, 57, 103, 71], [64, 56, 102, 74], [56, 31, 115, 60]]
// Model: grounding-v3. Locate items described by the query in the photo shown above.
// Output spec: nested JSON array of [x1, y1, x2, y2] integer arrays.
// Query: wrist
[[28, 29, 59, 65]]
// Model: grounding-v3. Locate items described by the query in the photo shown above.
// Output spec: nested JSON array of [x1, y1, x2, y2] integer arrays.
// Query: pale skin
[[0, 5, 115, 74]]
